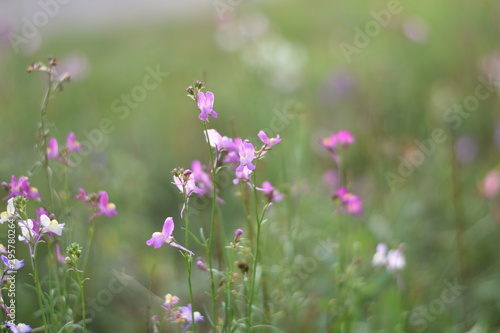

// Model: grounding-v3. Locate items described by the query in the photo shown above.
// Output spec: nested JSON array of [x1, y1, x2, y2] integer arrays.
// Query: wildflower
[[258, 131, 281, 147], [197, 91, 217, 121], [233, 165, 253, 185], [372, 243, 387, 267], [47, 138, 59, 159], [1, 175, 40, 200], [5, 322, 32, 333], [387, 245, 406, 272], [335, 187, 362, 216], [0, 245, 7, 254], [172, 169, 203, 217], [191, 161, 213, 197], [98, 191, 118, 217], [1, 255, 25, 273], [204, 129, 223, 151], [480, 170, 500, 199], [236, 140, 256, 172], [18, 219, 37, 244], [39, 214, 64, 236], [146, 217, 194, 255], [0, 198, 16, 224], [257, 181, 284, 203], [226, 229, 244, 249], [319, 130, 355, 164], [178, 304, 204, 331], [163, 294, 180, 309], [66, 132, 82, 152], [196, 257, 208, 271]]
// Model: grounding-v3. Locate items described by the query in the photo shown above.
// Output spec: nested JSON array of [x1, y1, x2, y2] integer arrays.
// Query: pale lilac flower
[[335, 187, 362, 216], [196, 257, 208, 271], [1, 255, 25, 272], [0, 244, 7, 254], [372, 243, 388, 267], [178, 304, 204, 331], [204, 129, 223, 151], [236, 140, 256, 172], [0, 198, 16, 224], [233, 165, 253, 185], [172, 169, 203, 217], [257, 181, 284, 203], [403, 16, 429, 43], [197, 91, 218, 121], [66, 132, 83, 152], [480, 170, 500, 199], [146, 217, 194, 255], [40, 214, 64, 236], [258, 131, 281, 147], [5, 322, 32, 333], [47, 138, 59, 159], [387, 247, 406, 272]]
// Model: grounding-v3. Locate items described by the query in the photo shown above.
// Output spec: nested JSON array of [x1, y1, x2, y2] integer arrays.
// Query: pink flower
[[257, 181, 284, 203], [98, 191, 118, 217], [197, 91, 217, 121], [319, 130, 355, 164], [66, 132, 83, 153], [335, 187, 362, 216], [258, 131, 281, 147], [146, 217, 193, 255], [236, 140, 256, 173], [480, 170, 500, 199], [47, 138, 59, 159]]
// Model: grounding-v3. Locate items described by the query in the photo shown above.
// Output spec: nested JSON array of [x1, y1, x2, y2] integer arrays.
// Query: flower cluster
[[319, 130, 354, 165], [75, 189, 118, 221], [1, 176, 40, 200], [154, 294, 203, 332], [47, 132, 83, 165], [334, 187, 363, 216], [372, 243, 406, 272]]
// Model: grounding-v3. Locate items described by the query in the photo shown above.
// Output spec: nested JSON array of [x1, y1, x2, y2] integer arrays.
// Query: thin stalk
[[40, 70, 55, 209], [203, 121, 218, 330], [34, 247, 50, 332], [183, 203, 196, 332]]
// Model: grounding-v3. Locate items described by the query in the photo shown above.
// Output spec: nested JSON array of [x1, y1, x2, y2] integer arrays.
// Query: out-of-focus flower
[[335, 187, 362, 216], [76, 189, 117, 221], [146, 217, 193, 255], [455, 135, 478, 164], [1, 255, 25, 273], [5, 322, 32, 333], [0, 244, 7, 254], [318, 68, 355, 106], [197, 91, 217, 121], [258, 131, 281, 147], [372, 243, 406, 272], [403, 16, 429, 43], [56, 53, 89, 82], [257, 181, 284, 203], [479, 170, 500, 199], [196, 257, 208, 271], [39, 214, 64, 236], [322, 169, 339, 195], [372, 243, 388, 267], [178, 304, 204, 331], [226, 228, 244, 249], [66, 132, 83, 153], [319, 130, 355, 165], [163, 293, 180, 309], [0, 198, 16, 224], [47, 138, 59, 159], [1, 176, 40, 200]]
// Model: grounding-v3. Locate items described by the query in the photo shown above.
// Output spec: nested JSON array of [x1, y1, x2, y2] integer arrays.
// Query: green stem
[[203, 121, 218, 330], [183, 203, 196, 332], [34, 246, 50, 332], [40, 70, 55, 209]]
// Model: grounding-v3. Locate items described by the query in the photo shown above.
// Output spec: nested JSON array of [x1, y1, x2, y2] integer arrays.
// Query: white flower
[[40, 214, 64, 236], [0, 198, 16, 224], [18, 219, 35, 243], [387, 248, 405, 271], [372, 243, 388, 267]]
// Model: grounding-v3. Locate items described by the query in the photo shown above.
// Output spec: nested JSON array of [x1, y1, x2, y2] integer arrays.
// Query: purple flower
[[98, 191, 118, 217], [257, 181, 284, 203], [47, 138, 60, 159], [197, 91, 217, 121], [178, 304, 204, 331], [236, 140, 256, 172], [258, 131, 281, 147], [66, 132, 83, 153], [1, 175, 40, 200], [335, 187, 362, 216], [5, 322, 32, 333], [1, 255, 25, 273], [146, 217, 193, 255], [196, 257, 208, 271]]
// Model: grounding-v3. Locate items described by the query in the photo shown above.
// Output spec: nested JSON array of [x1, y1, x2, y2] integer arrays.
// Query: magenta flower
[[335, 130, 355, 146], [335, 187, 362, 216], [98, 191, 118, 217], [47, 138, 59, 159], [258, 131, 281, 147], [146, 217, 193, 255], [257, 181, 284, 203], [66, 132, 83, 152], [197, 91, 217, 121], [75, 188, 88, 201], [1, 175, 40, 200], [319, 130, 355, 164], [236, 140, 256, 172]]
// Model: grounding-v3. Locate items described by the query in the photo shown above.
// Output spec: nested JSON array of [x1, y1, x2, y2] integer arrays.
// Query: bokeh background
[[1, 0, 500, 332]]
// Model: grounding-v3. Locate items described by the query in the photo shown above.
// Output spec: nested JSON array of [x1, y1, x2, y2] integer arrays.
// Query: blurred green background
[[1, 0, 500, 331]]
